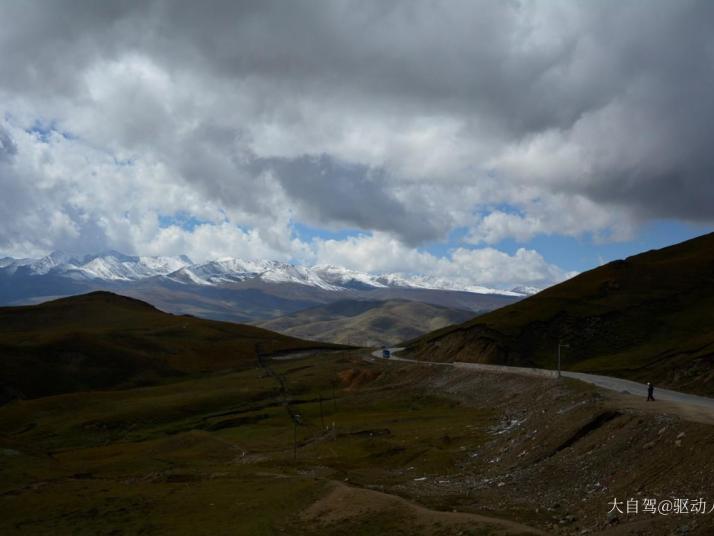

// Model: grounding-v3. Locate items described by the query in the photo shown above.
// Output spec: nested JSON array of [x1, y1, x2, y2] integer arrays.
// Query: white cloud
[[140, 223, 308, 264], [444, 247, 577, 289], [1, 1, 712, 288], [313, 232, 573, 289], [467, 193, 638, 245]]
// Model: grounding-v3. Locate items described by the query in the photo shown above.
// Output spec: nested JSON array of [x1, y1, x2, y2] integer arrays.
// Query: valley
[[258, 299, 476, 347], [2, 234, 714, 535], [4, 3, 714, 534]]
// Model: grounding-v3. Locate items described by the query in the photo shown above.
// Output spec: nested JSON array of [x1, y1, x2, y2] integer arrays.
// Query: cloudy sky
[[1, 0, 712, 290]]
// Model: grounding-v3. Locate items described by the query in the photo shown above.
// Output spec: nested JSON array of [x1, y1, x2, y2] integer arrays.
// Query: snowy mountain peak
[[509, 286, 541, 296], [0, 251, 193, 281], [0, 251, 535, 297], [77, 254, 193, 280], [87, 250, 136, 263], [28, 251, 82, 274]]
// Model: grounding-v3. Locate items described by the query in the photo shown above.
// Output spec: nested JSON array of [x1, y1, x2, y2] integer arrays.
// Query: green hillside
[[0, 291, 343, 401], [404, 232, 714, 395]]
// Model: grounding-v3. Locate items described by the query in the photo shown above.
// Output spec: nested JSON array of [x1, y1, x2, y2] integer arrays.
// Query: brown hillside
[[258, 299, 475, 347], [404, 232, 714, 395]]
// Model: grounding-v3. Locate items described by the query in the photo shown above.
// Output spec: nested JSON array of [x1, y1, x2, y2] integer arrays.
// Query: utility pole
[[331, 380, 337, 412], [319, 393, 325, 429], [293, 420, 297, 462], [557, 340, 570, 378], [293, 412, 302, 462]]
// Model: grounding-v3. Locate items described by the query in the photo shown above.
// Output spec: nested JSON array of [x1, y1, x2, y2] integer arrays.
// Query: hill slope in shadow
[[404, 232, 714, 395], [0, 291, 342, 401]]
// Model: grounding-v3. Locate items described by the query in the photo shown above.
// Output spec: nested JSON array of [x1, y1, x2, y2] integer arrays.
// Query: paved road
[[370, 348, 714, 413]]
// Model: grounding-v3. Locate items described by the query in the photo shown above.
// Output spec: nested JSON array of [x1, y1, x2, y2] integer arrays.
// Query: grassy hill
[[404, 232, 714, 395], [258, 299, 476, 347], [0, 291, 344, 401]]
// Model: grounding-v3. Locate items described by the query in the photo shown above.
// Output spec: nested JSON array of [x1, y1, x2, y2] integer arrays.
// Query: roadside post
[[293, 413, 301, 462], [319, 393, 325, 429], [557, 340, 570, 378]]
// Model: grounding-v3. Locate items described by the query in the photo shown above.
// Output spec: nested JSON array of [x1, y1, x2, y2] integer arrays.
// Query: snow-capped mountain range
[[0, 251, 536, 297], [2, 251, 193, 279]]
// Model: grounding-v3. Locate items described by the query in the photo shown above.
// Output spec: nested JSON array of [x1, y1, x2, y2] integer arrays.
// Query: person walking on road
[[646, 382, 655, 401]]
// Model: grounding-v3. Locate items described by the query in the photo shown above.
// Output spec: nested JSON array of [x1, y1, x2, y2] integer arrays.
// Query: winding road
[[370, 348, 714, 415]]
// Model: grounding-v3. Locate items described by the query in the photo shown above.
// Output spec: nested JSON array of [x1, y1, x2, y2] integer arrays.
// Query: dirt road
[[370, 348, 714, 421]]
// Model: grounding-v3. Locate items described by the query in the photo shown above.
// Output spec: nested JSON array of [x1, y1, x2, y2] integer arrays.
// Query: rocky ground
[[351, 360, 714, 535]]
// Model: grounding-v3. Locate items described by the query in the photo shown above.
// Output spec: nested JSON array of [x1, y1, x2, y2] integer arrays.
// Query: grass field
[[0, 351, 503, 535], [4, 349, 714, 535]]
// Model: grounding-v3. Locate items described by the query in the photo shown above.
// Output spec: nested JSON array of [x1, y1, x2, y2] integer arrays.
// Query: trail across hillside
[[371, 348, 714, 421]]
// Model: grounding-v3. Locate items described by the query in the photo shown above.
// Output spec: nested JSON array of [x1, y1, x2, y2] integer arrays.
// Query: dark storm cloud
[[264, 155, 449, 244], [1, 0, 714, 244]]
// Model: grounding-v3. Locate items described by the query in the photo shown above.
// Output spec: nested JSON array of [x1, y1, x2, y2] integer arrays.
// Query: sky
[[0, 0, 713, 290]]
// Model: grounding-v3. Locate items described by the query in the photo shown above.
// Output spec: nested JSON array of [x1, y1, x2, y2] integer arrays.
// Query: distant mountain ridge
[[0, 250, 535, 296], [0, 251, 528, 323], [0, 250, 193, 280]]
